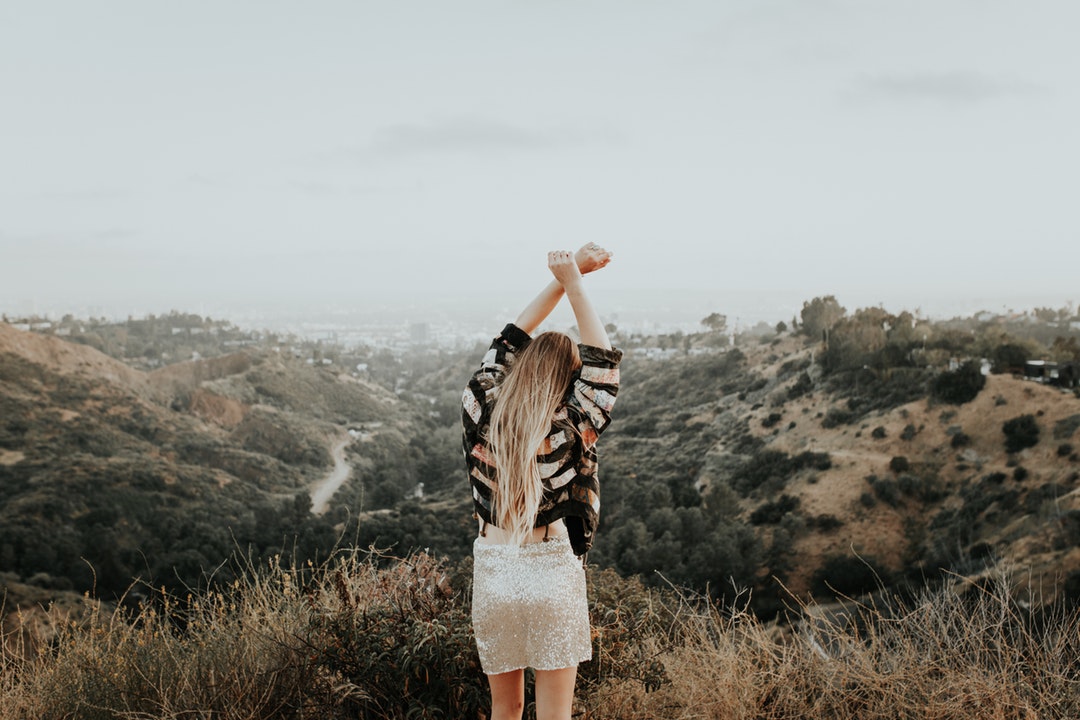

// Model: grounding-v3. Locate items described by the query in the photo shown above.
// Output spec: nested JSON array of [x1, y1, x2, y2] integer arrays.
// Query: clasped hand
[[548, 243, 612, 285]]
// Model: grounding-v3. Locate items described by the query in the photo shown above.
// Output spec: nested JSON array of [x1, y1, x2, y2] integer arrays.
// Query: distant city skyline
[[3, 2, 1078, 326]]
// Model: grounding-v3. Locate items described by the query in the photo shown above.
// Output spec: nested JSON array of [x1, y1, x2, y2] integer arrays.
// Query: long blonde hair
[[488, 332, 580, 545]]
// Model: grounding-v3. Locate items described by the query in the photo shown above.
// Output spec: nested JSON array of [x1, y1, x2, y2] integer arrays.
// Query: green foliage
[[1003, 414, 1040, 454], [800, 296, 846, 339], [869, 476, 901, 507], [991, 343, 1034, 373], [811, 553, 890, 598], [700, 312, 728, 334], [356, 501, 473, 560], [749, 495, 800, 525], [726, 450, 831, 497], [822, 367, 933, 421], [602, 503, 760, 601], [821, 407, 854, 428], [931, 361, 986, 404]]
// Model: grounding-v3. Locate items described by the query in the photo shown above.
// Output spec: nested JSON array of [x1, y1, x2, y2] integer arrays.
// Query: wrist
[[561, 276, 586, 293]]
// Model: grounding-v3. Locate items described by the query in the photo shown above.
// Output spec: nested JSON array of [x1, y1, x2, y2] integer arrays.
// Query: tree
[[701, 312, 727, 334], [819, 307, 888, 372], [775, 320, 788, 334], [991, 343, 1033, 373], [800, 296, 846, 340], [931, 360, 986, 404]]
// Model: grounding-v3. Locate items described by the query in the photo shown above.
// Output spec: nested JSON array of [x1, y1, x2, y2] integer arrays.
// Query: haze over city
[[2, 1, 1078, 331]]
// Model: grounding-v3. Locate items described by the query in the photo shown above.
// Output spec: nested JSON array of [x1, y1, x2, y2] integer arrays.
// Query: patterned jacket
[[461, 323, 622, 556]]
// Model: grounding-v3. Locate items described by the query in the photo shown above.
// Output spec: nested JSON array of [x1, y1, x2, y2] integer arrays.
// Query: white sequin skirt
[[471, 536, 592, 675]]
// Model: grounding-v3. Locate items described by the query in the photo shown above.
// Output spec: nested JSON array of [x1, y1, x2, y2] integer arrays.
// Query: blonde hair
[[488, 332, 580, 545]]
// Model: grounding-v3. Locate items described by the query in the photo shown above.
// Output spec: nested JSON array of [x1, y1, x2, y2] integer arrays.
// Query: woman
[[461, 244, 622, 720]]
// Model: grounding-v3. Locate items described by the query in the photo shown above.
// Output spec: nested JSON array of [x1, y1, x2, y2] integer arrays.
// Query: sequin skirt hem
[[471, 536, 591, 675]]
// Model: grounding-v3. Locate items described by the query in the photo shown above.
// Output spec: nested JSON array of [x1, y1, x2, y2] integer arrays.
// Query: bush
[[889, 456, 910, 474], [808, 514, 844, 531], [761, 412, 783, 429], [951, 432, 971, 449], [749, 495, 801, 525], [1003, 414, 1040, 454], [811, 553, 890, 598], [930, 361, 987, 404], [871, 426, 887, 439], [870, 477, 901, 507], [821, 407, 854, 429], [730, 449, 831, 497]]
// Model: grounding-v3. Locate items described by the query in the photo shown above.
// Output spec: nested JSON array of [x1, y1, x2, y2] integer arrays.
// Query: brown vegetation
[[2, 551, 1077, 719]]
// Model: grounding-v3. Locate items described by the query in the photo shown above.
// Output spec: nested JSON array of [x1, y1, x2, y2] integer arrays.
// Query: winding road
[[309, 435, 352, 515]]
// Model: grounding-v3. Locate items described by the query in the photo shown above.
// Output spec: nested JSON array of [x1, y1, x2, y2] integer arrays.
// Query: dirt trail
[[309, 435, 352, 515]]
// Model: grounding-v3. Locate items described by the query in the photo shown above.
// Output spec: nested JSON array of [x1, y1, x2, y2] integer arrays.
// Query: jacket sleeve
[[461, 323, 532, 446], [567, 344, 623, 441]]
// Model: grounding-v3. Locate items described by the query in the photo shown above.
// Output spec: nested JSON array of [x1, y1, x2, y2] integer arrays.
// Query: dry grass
[[592, 571, 1080, 720], [2, 555, 1078, 720]]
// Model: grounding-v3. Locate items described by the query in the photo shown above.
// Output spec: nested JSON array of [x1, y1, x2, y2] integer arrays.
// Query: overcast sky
[[2, 1, 1078, 326]]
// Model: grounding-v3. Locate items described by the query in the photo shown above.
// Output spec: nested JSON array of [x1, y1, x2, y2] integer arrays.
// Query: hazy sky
[[2, 1, 1078, 324]]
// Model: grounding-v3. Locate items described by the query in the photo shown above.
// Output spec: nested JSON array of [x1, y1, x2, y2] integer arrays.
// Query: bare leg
[[487, 669, 525, 720], [534, 666, 578, 720]]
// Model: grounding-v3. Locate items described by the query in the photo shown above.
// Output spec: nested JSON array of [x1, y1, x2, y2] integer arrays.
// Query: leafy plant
[[1003, 414, 1040, 454]]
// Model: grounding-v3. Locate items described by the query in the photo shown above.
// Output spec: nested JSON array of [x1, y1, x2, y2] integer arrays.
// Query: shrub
[[870, 477, 901, 507], [787, 371, 813, 400], [889, 456, 910, 474], [730, 449, 830, 497], [749, 495, 801, 525], [901, 423, 919, 441], [1003, 414, 1040, 454], [931, 361, 986, 404], [761, 412, 783, 429], [808, 514, 844, 531], [871, 426, 887, 439], [1058, 443, 1074, 457], [821, 407, 853, 428], [811, 553, 890, 598], [1014, 466, 1029, 482], [951, 432, 972, 449]]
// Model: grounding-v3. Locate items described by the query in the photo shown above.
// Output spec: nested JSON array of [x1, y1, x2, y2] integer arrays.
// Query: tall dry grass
[[2, 553, 1078, 719]]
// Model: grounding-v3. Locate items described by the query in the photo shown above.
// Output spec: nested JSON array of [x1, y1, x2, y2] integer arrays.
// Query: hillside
[[710, 334, 1080, 604], [4, 310, 1080, 628], [0, 321, 413, 606]]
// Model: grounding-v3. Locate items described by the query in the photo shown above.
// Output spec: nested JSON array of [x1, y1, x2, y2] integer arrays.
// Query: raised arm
[[547, 250, 611, 350], [514, 243, 612, 335]]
